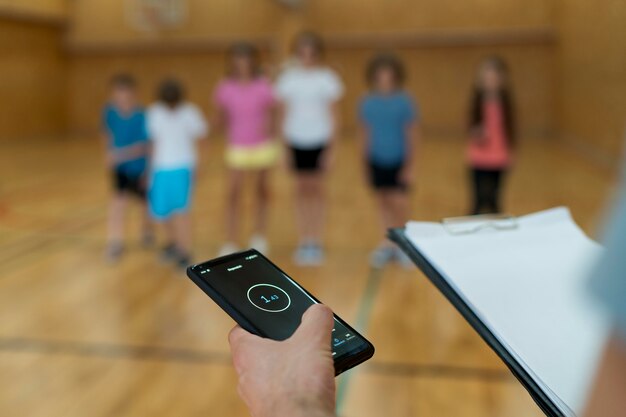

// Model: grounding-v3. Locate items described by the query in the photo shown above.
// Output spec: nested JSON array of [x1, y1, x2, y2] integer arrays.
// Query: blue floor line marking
[[336, 266, 384, 415]]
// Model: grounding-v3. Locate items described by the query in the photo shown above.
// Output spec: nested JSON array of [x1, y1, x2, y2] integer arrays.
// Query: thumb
[[292, 304, 334, 348]]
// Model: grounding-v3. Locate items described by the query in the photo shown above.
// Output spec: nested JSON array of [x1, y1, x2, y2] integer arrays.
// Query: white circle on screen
[[247, 283, 291, 313]]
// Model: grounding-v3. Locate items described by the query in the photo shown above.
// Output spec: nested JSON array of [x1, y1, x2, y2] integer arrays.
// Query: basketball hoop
[[125, 0, 187, 32]]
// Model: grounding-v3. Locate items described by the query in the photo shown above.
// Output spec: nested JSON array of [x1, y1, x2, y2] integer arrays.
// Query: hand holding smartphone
[[187, 250, 375, 375]]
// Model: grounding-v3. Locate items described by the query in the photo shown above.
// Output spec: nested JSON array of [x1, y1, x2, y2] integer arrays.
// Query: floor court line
[[336, 266, 385, 413], [0, 335, 510, 381], [0, 211, 105, 268], [0, 336, 232, 364]]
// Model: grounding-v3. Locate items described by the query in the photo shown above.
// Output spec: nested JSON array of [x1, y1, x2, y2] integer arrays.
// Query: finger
[[228, 325, 250, 348], [292, 304, 335, 348], [229, 326, 259, 373]]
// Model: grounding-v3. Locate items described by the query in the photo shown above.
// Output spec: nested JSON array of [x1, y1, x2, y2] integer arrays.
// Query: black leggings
[[470, 168, 505, 215]]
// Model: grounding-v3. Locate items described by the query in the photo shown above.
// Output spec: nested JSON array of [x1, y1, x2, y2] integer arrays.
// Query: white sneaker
[[104, 242, 124, 264], [218, 242, 239, 257], [248, 234, 269, 254], [293, 244, 309, 266], [394, 247, 414, 270], [293, 243, 324, 266], [370, 245, 394, 268], [307, 243, 324, 266]]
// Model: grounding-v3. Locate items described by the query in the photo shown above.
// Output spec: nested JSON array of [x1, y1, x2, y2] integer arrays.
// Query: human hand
[[228, 304, 337, 417]]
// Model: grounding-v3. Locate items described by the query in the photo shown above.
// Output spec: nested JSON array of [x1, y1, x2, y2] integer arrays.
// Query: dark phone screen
[[194, 252, 366, 358]]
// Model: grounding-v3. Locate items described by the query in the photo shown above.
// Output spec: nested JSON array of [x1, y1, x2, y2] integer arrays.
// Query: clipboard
[[389, 213, 565, 417]]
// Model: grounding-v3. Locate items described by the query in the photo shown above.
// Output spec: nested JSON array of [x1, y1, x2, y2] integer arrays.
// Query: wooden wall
[[0, 1, 67, 140], [64, 0, 555, 137], [0, 0, 67, 21], [555, 0, 626, 161], [305, 0, 552, 32]]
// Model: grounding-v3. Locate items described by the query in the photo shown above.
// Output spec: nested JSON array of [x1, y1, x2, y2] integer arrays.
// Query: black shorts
[[112, 169, 146, 199], [290, 145, 327, 172], [368, 161, 407, 191]]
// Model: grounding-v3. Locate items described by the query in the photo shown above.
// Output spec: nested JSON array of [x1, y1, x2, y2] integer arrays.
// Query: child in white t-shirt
[[147, 79, 208, 268], [274, 31, 344, 266]]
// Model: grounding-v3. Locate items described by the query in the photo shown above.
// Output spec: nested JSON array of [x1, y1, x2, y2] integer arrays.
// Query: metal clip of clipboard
[[442, 213, 519, 235]]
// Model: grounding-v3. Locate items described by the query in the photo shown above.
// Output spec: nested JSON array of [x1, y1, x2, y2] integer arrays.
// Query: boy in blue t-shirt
[[102, 74, 151, 262], [359, 53, 419, 268]]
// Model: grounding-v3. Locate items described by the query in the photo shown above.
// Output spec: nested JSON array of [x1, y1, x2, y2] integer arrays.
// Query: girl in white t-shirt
[[147, 79, 208, 268], [274, 31, 344, 266]]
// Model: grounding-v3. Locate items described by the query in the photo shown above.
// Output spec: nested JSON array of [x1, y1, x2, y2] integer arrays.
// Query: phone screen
[[191, 251, 370, 360]]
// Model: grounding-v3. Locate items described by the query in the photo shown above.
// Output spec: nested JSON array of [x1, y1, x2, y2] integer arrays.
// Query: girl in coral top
[[467, 56, 516, 215]]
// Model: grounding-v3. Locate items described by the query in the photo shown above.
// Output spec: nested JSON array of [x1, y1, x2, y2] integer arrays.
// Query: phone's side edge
[[334, 341, 375, 376]]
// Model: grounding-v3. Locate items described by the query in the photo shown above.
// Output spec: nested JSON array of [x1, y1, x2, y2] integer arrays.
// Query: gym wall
[[0, 0, 67, 139], [555, 0, 626, 160], [0, 0, 66, 20]]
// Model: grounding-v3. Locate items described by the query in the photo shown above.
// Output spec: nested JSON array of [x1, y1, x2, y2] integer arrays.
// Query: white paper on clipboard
[[404, 207, 610, 416]]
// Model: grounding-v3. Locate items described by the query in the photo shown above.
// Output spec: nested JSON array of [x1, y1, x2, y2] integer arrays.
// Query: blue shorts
[[148, 168, 193, 221]]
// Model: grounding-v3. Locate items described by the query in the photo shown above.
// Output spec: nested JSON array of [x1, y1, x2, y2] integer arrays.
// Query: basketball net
[[125, 0, 187, 33]]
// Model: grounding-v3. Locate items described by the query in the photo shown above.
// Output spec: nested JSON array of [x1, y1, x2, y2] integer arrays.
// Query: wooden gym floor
[[0, 135, 615, 417]]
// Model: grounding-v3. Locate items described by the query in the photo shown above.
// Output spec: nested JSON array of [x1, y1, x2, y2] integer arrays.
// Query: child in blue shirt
[[102, 74, 152, 262], [359, 53, 419, 268]]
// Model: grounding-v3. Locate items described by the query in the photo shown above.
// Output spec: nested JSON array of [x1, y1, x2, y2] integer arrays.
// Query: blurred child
[[102, 73, 151, 263], [147, 79, 208, 268], [467, 56, 515, 215], [359, 54, 419, 268], [214, 42, 277, 256], [275, 31, 343, 266]]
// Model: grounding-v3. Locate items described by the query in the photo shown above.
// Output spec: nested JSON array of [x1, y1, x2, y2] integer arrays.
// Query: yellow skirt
[[225, 141, 280, 170]]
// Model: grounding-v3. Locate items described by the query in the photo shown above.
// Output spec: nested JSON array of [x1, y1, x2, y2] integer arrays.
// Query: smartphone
[[186, 249, 375, 376]]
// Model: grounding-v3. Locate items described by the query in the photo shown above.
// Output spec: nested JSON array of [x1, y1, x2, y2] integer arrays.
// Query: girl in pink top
[[467, 56, 516, 215], [213, 42, 277, 256]]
